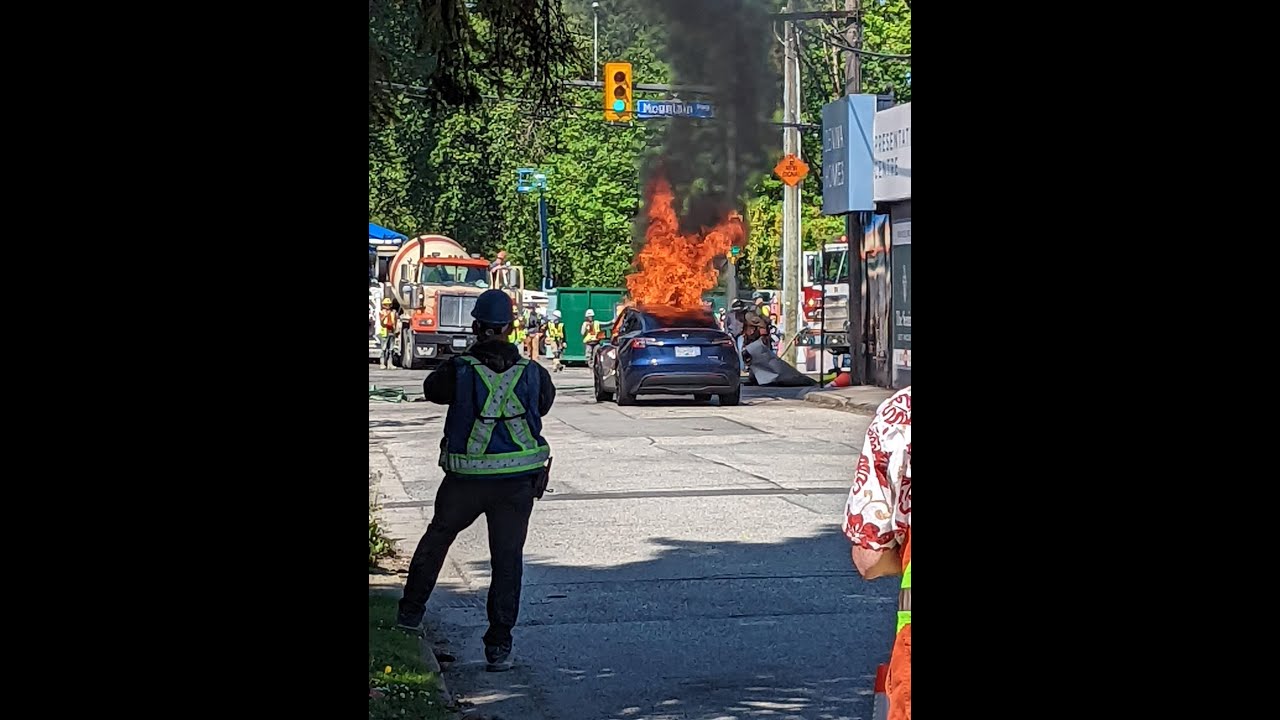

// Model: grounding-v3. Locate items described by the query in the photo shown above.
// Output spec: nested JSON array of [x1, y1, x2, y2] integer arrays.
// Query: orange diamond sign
[[774, 154, 809, 186]]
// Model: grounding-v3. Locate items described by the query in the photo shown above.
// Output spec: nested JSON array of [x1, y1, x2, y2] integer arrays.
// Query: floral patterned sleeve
[[842, 387, 912, 552]]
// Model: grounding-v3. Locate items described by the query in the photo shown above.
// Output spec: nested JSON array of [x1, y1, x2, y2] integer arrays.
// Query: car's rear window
[[639, 306, 719, 330]]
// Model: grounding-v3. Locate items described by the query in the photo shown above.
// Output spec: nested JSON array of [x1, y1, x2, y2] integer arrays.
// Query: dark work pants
[[400, 475, 536, 648]]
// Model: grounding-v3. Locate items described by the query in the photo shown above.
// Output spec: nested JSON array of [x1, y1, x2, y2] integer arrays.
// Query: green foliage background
[[369, 0, 910, 289]]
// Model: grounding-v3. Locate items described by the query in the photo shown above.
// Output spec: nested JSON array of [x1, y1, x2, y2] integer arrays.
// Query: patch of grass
[[369, 594, 450, 720], [370, 473, 396, 568]]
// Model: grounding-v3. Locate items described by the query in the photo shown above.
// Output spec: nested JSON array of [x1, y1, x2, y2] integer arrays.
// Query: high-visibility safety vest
[[547, 322, 565, 341], [582, 320, 601, 344], [897, 559, 912, 633], [439, 356, 550, 479]]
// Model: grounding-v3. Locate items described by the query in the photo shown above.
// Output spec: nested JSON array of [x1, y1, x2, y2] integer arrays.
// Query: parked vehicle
[[387, 235, 525, 368], [592, 306, 741, 406], [369, 280, 385, 361], [800, 241, 851, 353]]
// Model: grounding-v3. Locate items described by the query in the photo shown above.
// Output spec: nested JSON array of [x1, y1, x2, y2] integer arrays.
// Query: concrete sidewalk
[[801, 384, 897, 415]]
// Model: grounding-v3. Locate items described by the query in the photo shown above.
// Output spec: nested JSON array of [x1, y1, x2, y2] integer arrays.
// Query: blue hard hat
[[472, 289, 514, 324]]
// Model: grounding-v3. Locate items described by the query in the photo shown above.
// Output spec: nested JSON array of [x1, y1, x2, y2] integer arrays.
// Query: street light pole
[[537, 184, 551, 291], [517, 168, 553, 292], [592, 2, 600, 83]]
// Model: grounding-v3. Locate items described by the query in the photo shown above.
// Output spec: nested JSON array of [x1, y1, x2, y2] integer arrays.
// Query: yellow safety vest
[[547, 322, 564, 341], [582, 320, 600, 343]]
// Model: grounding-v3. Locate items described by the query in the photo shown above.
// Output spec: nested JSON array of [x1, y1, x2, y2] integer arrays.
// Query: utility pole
[[845, 0, 864, 384], [592, 3, 600, 83], [781, 0, 802, 367], [725, 103, 739, 303], [844, 0, 861, 95]]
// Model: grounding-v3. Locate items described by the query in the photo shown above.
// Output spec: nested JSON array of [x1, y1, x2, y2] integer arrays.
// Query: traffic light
[[603, 62, 632, 122]]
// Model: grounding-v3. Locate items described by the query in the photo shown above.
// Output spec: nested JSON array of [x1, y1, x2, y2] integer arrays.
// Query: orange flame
[[626, 173, 744, 320]]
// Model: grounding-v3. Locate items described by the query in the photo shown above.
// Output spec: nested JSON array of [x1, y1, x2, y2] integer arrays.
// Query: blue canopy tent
[[369, 222, 408, 246], [369, 223, 409, 282]]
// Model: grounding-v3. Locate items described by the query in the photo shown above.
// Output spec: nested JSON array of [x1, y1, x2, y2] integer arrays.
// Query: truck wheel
[[719, 388, 741, 406], [400, 331, 418, 370]]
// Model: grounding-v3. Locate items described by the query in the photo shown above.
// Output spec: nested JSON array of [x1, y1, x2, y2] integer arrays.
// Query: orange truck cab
[[388, 235, 522, 368]]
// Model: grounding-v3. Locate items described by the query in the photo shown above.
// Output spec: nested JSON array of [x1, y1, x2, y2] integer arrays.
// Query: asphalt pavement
[[370, 359, 897, 720]]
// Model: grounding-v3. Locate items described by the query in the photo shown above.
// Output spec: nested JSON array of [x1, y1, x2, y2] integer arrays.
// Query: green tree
[[369, 0, 910, 289], [369, 0, 583, 121]]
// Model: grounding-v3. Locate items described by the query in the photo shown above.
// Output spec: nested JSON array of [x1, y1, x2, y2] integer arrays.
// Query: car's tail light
[[714, 337, 735, 348], [631, 338, 650, 349]]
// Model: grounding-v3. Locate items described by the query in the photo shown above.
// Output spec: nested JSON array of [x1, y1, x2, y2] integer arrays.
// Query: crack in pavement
[[382, 485, 850, 507], [521, 571, 863, 585], [518, 605, 893, 628], [685, 453, 833, 515]]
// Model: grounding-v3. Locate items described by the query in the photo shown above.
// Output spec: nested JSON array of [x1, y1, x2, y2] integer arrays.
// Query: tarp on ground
[[369, 222, 408, 246], [743, 339, 818, 387]]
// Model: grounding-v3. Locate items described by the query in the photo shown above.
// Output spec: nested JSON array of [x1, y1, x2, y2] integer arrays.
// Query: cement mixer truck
[[387, 235, 525, 368]]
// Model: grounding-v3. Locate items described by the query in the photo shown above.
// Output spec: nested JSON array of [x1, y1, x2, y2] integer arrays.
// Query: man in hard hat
[[489, 250, 513, 289], [378, 297, 398, 369], [752, 291, 772, 323], [842, 386, 911, 719], [581, 308, 601, 365], [397, 288, 556, 673], [522, 304, 544, 360], [545, 309, 565, 372]]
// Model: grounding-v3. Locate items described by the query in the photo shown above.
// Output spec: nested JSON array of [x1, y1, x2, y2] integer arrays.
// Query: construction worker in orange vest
[[842, 387, 911, 719], [378, 298, 399, 369]]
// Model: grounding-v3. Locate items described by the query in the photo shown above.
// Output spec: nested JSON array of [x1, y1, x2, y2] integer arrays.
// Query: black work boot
[[396, 604, 424, 633], [484, 643, 512, 672]]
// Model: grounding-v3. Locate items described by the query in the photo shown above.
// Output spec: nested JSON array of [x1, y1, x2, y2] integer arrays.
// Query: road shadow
[[369, 417, 441, 428], [425, 527, 898, 720]]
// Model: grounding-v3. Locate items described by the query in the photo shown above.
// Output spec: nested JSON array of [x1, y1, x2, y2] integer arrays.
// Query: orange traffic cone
[[872, 663, 890, 720]]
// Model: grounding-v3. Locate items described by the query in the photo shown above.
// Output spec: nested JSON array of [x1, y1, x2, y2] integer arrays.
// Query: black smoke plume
[[637, 0, 779, 241]]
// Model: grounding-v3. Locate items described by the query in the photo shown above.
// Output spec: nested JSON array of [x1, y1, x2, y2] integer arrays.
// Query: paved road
[[370, 361, 896, 720]]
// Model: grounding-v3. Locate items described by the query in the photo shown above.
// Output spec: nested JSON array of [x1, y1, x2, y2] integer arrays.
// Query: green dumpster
[[556, 287, 627, 365]]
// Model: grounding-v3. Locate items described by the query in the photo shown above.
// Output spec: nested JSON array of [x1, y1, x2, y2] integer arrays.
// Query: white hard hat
[[585, 309, 595, 317], [553, 310, 562, 319]]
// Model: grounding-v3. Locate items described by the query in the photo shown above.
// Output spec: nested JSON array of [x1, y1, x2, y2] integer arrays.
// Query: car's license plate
[[453, 337, 468, 348], [675, 346, 700, 358]]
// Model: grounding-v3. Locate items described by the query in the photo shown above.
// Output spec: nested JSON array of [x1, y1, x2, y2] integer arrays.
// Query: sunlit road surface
[[370, 361, 896, 720]]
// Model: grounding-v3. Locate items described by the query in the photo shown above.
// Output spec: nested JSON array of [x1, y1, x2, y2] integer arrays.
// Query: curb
[[371, 580, 461, 718], [800, 389, 888, 415], [416, 633, 460, 716]]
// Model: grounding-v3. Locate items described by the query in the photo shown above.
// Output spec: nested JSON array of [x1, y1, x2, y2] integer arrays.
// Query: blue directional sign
[[636, 99, 716, 119], [821, 94, 877, 215]]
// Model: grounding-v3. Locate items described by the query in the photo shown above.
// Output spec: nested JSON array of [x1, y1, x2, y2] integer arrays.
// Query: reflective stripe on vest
[[896, 559, 911, 633], [582, 321, 600, 343], [443, 357, 549, 475]]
